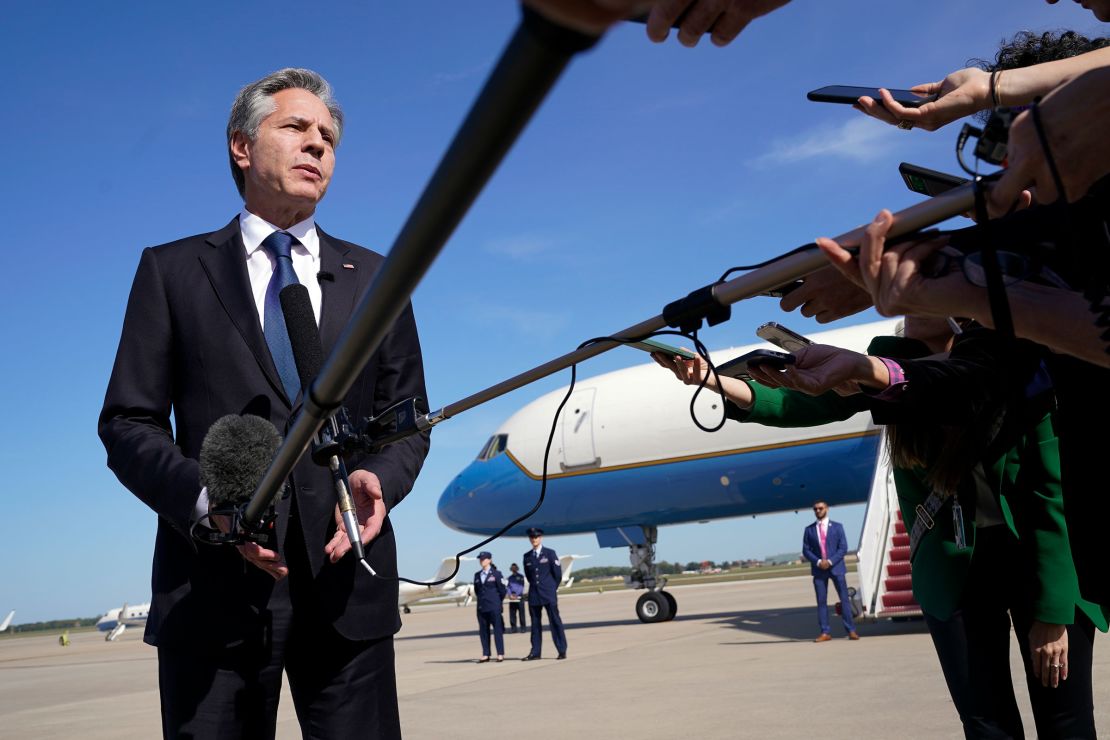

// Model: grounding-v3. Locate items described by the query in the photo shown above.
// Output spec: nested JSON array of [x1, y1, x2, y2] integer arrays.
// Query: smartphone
[[807, 85, 937, 108], [899, 162, 970, 197], [717, 349, 795, 380], [755, 322, 813, 353], [629, 338, 696, 360]]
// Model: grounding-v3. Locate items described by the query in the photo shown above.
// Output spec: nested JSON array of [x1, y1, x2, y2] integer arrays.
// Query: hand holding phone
[[808, 85, 937, 108], [717, 349, 795, 381]]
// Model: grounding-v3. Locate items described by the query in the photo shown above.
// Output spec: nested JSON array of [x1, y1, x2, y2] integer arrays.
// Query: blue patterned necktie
[[261, 230, 302, 402]]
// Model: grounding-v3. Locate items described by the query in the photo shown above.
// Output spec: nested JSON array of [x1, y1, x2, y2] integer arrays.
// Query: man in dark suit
[[802, 500, 859, 642], [521, 527, 567, 660], [98, 68, 429, 739], [472, 551, 506, 662]]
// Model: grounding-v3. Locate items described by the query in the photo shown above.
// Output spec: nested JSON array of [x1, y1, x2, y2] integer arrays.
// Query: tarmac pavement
[[1, 575, 1106, 739]]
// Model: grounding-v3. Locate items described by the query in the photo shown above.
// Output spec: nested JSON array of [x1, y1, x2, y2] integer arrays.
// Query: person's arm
[[327, 302, 432, 562], [817, 210, 1110, 369], [552, 553, 563, 584], [856, 47, 1110, 132], [98, 248, 201, 538], [778, 265, 873, 323], [497, 573, 508, 600], [991, 66, 1110, 210], [1014, 413, 1082, 688], [826, 525, 847, 569], [801, 530, 819, 567]]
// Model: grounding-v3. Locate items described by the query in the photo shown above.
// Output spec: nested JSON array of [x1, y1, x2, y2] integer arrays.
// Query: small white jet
[[95, 602, 150, 642], [398, 557, 475, 613]]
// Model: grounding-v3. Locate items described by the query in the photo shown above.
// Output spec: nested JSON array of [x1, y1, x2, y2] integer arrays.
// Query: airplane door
[[561, 388, 599, 470]]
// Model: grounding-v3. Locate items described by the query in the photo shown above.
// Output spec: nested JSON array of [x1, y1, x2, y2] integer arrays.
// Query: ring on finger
[[897, 120, 914, 130]]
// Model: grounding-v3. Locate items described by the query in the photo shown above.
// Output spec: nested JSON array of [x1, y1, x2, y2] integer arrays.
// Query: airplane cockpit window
[[476, 434, 509, 461]]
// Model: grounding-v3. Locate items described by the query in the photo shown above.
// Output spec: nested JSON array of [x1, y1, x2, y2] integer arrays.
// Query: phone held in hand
[[898, 162, 969, 197], [630, 338, 696, 360], [717, 349, 795, 381], [755, 322, 813, 353], [807, 85, 937, 108]]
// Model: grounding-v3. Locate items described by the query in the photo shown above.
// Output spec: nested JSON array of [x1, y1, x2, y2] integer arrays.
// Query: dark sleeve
[[828, 525, 847, 567], [725, 383, 869, 427], [552, 552, 562, 583], [496, 571, 507, 599], [98, 248, 200, 539], [869, 329, 1041, 427], [802, 529, 818, 565], [350, 301, 432, 511]]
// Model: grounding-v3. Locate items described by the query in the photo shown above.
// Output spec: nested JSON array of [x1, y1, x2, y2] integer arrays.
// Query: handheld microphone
[[199, 414, 283, 508], [278, 284, 366, 564]]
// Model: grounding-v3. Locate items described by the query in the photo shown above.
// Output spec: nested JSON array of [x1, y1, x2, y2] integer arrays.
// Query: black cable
[[363, 329, 729, 587]]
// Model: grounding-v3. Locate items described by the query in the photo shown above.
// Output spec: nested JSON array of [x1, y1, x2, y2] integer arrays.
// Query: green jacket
[[726, 335, 1105, 628]]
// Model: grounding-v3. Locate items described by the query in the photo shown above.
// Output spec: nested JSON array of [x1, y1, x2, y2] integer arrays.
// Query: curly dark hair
[[970, 29, 1110, 72]]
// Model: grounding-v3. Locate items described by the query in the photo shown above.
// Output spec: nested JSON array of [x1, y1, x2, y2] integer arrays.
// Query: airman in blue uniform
[[506, 563, 527, 633], [473, 551, 506, 663], [521, 528, 567, 660]]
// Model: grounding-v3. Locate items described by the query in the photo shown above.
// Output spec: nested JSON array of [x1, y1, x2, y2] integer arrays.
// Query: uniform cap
[[478, 551, 493, 560], [526, 527, 544, 537]]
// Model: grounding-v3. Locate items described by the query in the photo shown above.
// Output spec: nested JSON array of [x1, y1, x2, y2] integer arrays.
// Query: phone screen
[[807, 85, 936, 108]]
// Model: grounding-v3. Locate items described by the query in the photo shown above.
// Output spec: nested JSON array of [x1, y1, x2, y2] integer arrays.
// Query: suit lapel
[[317, 228, 362, 358], [198, 218, 287, 405]]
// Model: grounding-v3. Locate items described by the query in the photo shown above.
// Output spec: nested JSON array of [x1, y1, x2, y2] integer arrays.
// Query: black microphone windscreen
[[279, 284, 325, 390], [199, 414, 282, 507]]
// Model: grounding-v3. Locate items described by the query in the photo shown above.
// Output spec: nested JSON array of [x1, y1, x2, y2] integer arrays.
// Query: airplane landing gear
[[402, 605, 411, 614], [628, 526, 676, 623]]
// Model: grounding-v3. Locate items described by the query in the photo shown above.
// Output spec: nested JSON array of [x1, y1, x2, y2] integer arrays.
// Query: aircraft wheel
[[635, 591, 672, 623], [402, 605, 411, 614], [662, 591, 677, 621]]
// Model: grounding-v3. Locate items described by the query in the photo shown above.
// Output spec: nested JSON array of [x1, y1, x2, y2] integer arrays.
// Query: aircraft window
[[476, 434, 509, 461]]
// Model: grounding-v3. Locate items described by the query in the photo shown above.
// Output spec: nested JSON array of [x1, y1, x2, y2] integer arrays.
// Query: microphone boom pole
[[243, 10, 602, 528], [419, 182, 979, 426]]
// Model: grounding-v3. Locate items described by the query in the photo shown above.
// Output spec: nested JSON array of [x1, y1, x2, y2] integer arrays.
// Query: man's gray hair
[[226, 68, 344, 198]]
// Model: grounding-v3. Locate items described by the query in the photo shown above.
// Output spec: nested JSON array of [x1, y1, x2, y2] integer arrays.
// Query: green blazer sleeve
[[725, 383, 868, 427], [1007, 413, 1108, 630]]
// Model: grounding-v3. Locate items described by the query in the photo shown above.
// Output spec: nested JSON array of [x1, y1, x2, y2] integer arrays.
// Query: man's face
[[232, 88, 336, 215], [529, 535, 542, 549], [813, 503, 828, 520], [511, 565, 518, 574]]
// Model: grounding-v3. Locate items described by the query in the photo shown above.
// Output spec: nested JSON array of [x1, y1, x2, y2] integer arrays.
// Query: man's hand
[[779, 265, 873, 323], [646, 0, 790, 47], [990, 67, 1110, 214], [1029, 621, 1069, 688], [210, 511, 289, 580], [854, 68, 990, 132], [818, 560, 830, 570], [324, 470, 389, 564]]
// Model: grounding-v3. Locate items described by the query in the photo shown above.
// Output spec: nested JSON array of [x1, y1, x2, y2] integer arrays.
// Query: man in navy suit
[[99, 69, 429, 738], [802, 500, 860, 642], [473, 551, 507, 662], [521, 528, 567, 660]]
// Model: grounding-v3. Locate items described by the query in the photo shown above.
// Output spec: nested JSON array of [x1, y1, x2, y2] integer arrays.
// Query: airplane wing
[[399, 556, 474, 608], [0, 610, 13, 632]]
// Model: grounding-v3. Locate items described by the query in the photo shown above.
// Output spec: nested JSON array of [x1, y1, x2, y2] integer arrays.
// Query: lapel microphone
[[317, 271, 335, 283]]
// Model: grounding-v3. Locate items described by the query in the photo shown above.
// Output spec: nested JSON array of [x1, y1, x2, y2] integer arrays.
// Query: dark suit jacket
[[98, 217, 430, 648], [802, 520, 848, 577], [522, 547, 562, 606], [473, 569, 506, 613]]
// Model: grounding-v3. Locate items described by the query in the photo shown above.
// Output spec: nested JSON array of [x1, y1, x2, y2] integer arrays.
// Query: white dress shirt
[[239, 209, 322, 327]]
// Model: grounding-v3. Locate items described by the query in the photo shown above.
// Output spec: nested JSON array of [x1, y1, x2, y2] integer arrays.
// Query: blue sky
[[1, 1, 1102, 623]]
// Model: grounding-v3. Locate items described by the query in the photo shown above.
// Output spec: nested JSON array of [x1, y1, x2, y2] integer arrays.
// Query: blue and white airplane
[[438, 319, 897, 622]]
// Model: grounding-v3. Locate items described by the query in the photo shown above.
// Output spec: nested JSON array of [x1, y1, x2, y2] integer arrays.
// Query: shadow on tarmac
[[398, 606, 928, 644]]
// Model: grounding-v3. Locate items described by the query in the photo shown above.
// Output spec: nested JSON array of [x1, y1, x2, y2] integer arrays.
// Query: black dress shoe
[[556, 653, 567, 660], [521, 654, 541, 661]]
